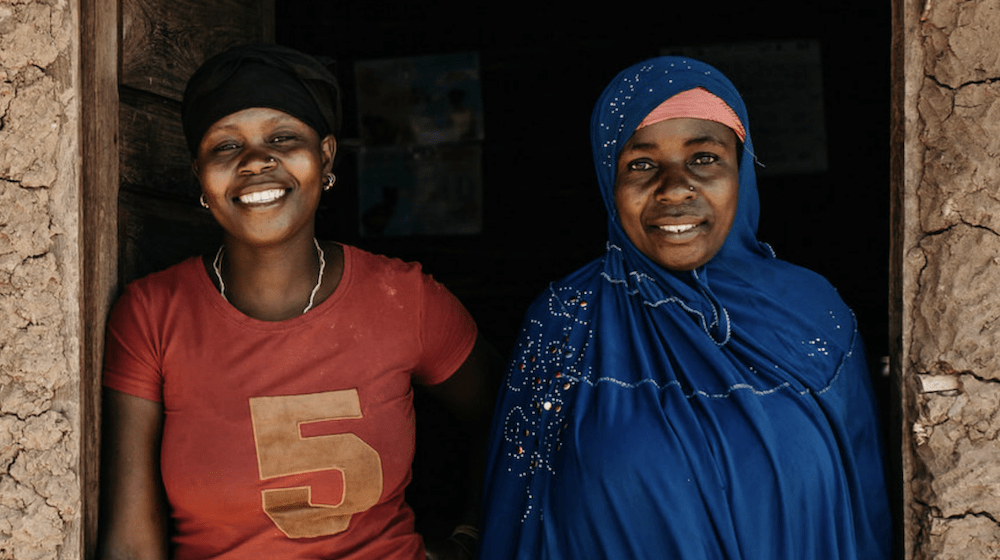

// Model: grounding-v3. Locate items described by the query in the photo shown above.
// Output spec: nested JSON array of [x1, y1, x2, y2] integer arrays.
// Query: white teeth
[[238, 189, 285, 204], [659, 223, 697, 234]]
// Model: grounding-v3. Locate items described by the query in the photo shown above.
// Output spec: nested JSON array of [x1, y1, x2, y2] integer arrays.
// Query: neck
[[213, 234, 332, 321]]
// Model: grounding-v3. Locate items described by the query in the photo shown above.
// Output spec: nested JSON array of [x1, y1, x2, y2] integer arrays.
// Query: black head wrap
[[181, 43, 341, 155]]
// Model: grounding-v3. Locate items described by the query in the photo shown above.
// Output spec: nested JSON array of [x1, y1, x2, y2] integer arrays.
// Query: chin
[[647, 250, 712, 272]]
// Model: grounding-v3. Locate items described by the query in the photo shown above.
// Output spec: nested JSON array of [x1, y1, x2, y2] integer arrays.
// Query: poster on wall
[[355, 52, 484, 236], [355, 52, 484, 146]]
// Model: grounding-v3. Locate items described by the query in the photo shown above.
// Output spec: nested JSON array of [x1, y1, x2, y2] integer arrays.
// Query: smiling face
[[613, 117, 739, 271], [194, 107, 336, 247]]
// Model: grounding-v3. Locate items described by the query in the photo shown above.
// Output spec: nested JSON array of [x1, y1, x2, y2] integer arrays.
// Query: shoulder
[[716, 254, 857, 346], [764, 257, 849, 312], [342, 244, 424, 282], [718, 253, 846, 305], [105, 258, 206, 365], [340, 245, 460, 309], [551, 257, 606, 291], [521, 258, 605, 327], [117, 256, 205, 309]]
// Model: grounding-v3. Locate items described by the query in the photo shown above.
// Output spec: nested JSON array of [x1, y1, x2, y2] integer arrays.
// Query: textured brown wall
[[904, 0, 1000, 558], [0, 0, 81, 558]]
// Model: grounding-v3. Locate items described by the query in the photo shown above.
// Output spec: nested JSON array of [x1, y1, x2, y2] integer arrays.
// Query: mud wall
[[0, 0, 81, 558], [904, 0, 1000, 557]]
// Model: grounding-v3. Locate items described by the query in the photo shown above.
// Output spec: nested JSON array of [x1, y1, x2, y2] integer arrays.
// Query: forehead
[[205, 107, 308, 132], [622, 118, 738, 153]]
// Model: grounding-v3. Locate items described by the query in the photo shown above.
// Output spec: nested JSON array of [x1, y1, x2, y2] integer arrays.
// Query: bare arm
[[421, 335, 503, 560], [423, 335, 500, 430], [98, 389, 170, 560]]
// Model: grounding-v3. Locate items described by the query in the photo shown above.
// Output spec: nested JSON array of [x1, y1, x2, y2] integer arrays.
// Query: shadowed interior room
[[263, 0, 891, 540]]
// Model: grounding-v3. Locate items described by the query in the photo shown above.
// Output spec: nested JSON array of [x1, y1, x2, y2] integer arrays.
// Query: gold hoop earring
[[323, 173, 337, 191], [200, 194, 209, 209]]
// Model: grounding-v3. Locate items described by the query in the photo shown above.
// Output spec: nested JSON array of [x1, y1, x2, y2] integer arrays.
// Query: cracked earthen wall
[[903, 0, 1000, 557], [0, 0, 82, 558]]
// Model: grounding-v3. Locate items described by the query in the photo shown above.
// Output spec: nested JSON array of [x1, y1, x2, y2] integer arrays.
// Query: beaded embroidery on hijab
[[181, 43, 342, 155]]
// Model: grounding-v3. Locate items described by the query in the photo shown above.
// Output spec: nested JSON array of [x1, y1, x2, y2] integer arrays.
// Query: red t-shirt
[[104, 245, 477, 559]]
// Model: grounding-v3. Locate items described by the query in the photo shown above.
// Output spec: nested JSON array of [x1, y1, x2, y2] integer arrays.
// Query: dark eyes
[[212, 142, 239, 153], [627, 160, 655, 171], [210, 134, 298, 154], [625, 153, 719, 171]]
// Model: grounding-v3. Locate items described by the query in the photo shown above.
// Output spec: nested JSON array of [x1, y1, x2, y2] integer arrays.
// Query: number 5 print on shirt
[[249, 389, 383, 538]]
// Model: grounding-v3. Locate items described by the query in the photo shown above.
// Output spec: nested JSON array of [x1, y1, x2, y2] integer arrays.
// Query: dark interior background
[[275, 0, 891, 539]]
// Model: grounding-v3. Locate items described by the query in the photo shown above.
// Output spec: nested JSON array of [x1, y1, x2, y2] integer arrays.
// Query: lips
[[235, 188, 288, 205], [647, 214, 707, 243], [658, 223, 698, 234]]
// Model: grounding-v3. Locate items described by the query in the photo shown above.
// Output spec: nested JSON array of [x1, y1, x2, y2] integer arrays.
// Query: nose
[[238, 148, 278, 175], [654, 166, 696, 203]]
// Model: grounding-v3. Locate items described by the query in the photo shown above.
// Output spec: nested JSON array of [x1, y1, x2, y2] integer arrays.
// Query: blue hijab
[[479, 56, 891, 559]]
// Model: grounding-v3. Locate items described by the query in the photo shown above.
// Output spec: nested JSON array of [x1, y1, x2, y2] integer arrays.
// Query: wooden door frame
[[80, 0, 119, 556], [889, 0, 913, 557]]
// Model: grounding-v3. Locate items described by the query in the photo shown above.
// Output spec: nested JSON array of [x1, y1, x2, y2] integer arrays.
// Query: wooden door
[[118, 0, 275, 285]]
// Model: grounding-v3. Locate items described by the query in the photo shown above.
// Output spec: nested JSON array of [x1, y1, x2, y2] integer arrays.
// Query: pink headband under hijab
[[637, 87, 746, 142]]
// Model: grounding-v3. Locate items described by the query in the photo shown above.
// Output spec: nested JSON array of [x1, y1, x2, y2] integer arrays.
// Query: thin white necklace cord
[[212, 238, 326, 315], [303, 238, 326, 313]]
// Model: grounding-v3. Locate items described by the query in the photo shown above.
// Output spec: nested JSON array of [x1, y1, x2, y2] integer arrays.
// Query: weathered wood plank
[[118, 191, 222, 284], [121, 0, 275, 100], [80, 0, 119, 556], [119, 86, 198, 201], [888, 0, 904, 547]]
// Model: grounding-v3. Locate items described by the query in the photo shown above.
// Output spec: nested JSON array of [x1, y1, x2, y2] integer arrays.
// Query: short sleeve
[[412, 273, 477, 386], [103, 284, 164, 402]]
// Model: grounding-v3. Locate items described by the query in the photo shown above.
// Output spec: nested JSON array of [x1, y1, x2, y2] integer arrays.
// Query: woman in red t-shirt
[[99, 43, 490, 560]]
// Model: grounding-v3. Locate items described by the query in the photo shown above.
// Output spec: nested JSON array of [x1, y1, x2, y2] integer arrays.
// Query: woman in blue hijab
[[478, 56, 891, 559]]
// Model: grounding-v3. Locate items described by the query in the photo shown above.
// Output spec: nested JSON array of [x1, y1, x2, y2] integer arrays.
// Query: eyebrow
[[210, 114, 299, 133], [623, 134, 732, 153], [683, 134, 731, 148]]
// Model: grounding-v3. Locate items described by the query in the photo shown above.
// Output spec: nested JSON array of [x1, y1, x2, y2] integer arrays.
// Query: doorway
[[84, 0, 895, 555]]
